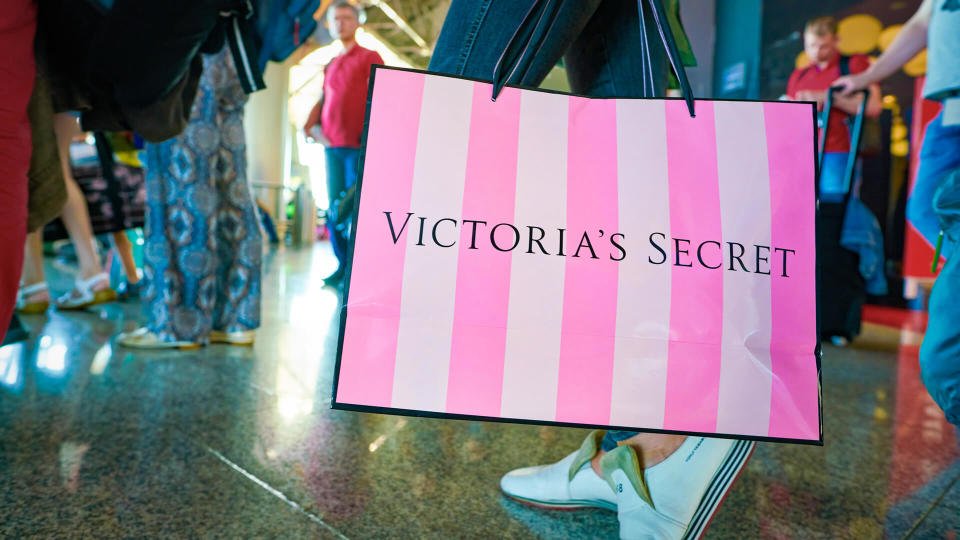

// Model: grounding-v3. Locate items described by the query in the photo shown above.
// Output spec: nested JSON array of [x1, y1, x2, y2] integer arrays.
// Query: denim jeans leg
[[563, 0, 667, 97], [429, 0, 601, 87], [430, 0, 672, 447], [324, 147, 348, 265], [908, 112, 960, 260], [602, 430, 638, 451]]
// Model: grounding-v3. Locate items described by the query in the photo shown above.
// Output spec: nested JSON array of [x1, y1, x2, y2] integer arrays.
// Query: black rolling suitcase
[[817, 88, 868, 342]]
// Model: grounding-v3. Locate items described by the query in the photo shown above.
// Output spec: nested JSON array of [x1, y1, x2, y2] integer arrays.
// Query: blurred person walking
[[18, 113, 118, 313], [303, 1, 382, 286], [429, 2, 753, 538], [836, 0, 960, 425], [0, 0, 37, 333], [118, 47, 262, 349]]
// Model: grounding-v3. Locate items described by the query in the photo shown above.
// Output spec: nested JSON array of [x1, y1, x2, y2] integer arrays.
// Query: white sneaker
[[600, 437, 756, 539], [500, 430, 617, 510]]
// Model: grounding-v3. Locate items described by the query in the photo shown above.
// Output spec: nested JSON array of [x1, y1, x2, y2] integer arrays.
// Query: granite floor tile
[[4, 244, 959, 538], [0, 422, 337, 538]]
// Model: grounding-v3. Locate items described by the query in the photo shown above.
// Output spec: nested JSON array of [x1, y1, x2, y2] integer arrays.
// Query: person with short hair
[[835, 0, 960, 425], [303, 1, 383, 286]]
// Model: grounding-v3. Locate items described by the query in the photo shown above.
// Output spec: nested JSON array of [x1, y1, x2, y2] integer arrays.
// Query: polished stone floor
[[1, 243, 958, 539]]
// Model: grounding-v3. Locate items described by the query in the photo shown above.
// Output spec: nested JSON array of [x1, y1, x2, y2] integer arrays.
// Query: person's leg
[[211, 54, 261, 339], [921, 215, 960, 425], [909, 113, 960, 260], [917, 111, 960, 424], [342, 147, 361, 192], [590, 430, 686, 474], [325, 146, 348, 273], [568, 0, 673, 460], [111, 231, 139, 284], [52, 113, 108, 283], [123, 55, 224, 347], [563, 0, 667, 98], [121, 137, 200, 348], [16, 230, 50, 313], [428, 0, 601, 86], [21, 231, 46, 289], [330, 147, 362, 264], [0, 0, 36, 330]]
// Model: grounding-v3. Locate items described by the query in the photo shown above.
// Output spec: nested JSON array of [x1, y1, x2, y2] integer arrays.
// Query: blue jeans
[[909, 112, 960, 260], [428, 0, 667, 98], [918, 111, 960, 426], [431, 0, 670, 451], [324, 146, 361, 268]]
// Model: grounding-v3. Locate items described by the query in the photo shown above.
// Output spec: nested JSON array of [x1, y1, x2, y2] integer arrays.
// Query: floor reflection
[[0, 243, 957, 538]]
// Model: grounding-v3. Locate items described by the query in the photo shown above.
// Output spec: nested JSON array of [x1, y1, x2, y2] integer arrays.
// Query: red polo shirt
[[787, 53, 870, 153], [310, 45, 383, 148]]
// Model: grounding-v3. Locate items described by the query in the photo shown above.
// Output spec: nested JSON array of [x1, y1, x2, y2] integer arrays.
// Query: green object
[[568, 430, 605, 482], [933, 230, 944, 273], [667, 0, 697, 67], [599, 445, 655, 509]]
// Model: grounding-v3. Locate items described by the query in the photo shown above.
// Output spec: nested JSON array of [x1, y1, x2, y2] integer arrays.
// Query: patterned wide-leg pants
[[143, 48, 262, 343]]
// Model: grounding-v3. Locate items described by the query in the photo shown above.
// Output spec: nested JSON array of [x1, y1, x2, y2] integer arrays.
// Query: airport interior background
[[2, 0, 959, 538]]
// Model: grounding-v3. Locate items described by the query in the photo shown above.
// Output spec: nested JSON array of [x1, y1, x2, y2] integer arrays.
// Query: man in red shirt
[[786, 16, 883, 345], [787, 16, 882, 197], [304, 1, 383, 285]]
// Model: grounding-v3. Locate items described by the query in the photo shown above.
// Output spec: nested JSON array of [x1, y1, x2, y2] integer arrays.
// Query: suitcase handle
[[491, 0, 697, 118], [817, 87, 868, 200]]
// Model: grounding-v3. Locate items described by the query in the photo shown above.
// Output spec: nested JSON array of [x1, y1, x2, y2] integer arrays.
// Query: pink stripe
[[764, 102, 819, 440], [555, 97, 619, 425], [445, 84, 521, 416], [662, 100, 724, 433], [337, 69, 424, 406]]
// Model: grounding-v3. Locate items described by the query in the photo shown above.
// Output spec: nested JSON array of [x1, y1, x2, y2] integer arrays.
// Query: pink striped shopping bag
[[333, 66, 821, 444]]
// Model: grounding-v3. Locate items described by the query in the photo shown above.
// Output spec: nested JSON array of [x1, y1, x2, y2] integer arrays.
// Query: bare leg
[[590, 433, 688, 475], [111, 231, 139, 284], [20, 231, 50, 302], [52, 113, 106, 286]]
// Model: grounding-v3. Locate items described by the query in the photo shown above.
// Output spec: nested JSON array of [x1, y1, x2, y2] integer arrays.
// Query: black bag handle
[[93, 132, 129, 232], [491, 0, 697, 117], [817, 87, 868, 206]]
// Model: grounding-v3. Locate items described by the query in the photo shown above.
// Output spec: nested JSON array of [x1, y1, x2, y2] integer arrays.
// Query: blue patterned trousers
[[142, 49, 262, 343]]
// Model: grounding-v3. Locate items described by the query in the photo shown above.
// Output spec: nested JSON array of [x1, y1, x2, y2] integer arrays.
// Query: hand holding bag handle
[[491, 0, 697, 117], [817, 87, 869, 203]]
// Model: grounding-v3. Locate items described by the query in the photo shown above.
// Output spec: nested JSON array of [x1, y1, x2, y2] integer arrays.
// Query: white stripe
[[714, 101, 774, 436], [231, 18, 258, 90], [610, 100, 671, 429], [499, 91, 569, 421], [390, 76, 473, 412]]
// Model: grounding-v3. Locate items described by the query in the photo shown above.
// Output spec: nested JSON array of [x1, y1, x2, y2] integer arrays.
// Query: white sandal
[[17, 282, 50, 315], [209, 330, 256, 346], [55, 273, 118, 310], [116, 327, 201, 350]]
